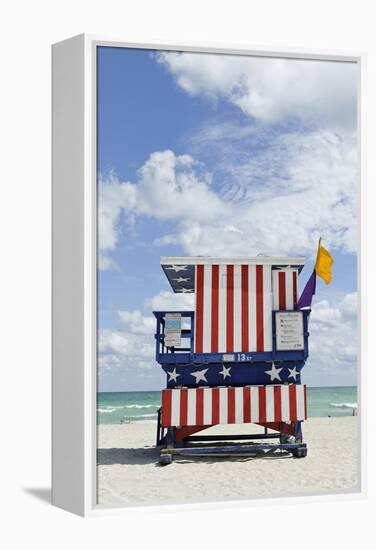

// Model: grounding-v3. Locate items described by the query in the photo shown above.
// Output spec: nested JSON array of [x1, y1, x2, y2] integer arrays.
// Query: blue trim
[[161, 361, 305, 388]]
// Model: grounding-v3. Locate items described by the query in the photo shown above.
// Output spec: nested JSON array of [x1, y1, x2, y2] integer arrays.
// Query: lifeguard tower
[[154, 256, 310, 464]]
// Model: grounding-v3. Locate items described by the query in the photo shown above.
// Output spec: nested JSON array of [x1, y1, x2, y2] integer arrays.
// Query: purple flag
[[296, 270, 316, 309]]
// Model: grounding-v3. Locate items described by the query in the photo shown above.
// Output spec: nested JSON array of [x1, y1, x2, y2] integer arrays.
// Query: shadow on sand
[[97, 447, 159, 466], [97, 446, 294, 466]]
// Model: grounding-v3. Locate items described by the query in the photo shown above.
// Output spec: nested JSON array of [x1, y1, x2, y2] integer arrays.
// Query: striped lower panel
[[161, 385, 307, 427]]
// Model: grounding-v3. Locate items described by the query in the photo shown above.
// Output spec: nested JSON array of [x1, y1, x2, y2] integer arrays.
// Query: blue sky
[[97, 46, 358, 391]]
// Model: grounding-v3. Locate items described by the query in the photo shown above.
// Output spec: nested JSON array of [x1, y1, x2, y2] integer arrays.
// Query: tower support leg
[[294, 420, 303, 444]]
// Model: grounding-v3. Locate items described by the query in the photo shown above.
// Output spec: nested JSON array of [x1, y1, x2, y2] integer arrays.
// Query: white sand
[[97, 417, 359, 507]]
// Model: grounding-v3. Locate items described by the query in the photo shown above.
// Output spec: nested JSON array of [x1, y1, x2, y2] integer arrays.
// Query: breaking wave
[[97, 404, 159, 413], [329, 402, 357, 409], [124, 404, 159, 409], [127, 413, 157, 419]]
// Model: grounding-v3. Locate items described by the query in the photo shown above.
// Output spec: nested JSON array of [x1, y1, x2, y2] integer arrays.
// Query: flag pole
[[314, 237, 322, 269]]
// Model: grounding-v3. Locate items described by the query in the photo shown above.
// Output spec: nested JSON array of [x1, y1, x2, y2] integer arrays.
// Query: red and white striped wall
[[161, 385, 307, 427], [272, 268, 298, 310], [194, 264, 273, 354]]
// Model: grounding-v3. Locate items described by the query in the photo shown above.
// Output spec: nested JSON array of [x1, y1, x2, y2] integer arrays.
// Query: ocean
[[97, 386, 358, 425]]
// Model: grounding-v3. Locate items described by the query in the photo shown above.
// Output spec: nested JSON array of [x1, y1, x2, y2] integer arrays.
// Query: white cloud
[[153, 129, 357, 258], [135, 150, 226, 221], [118, 309, 155, 335], [340, 292, 358, 321], [99, 329, 136, 356], [98, 324, 159, 391], [98, 150, 227, 269], [306, 292, 357, 384], [145, 289, 194, 312], [157, 52, 357, 129], [98, 173, 137, 269], [99, 126, 356, 268], [310, 300, 342, 324], [99, 327, 155, 370]]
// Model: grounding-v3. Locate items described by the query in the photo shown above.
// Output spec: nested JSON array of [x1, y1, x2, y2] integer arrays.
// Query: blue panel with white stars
[[161, 264, 195, 293], [162, 361, 304, 388]]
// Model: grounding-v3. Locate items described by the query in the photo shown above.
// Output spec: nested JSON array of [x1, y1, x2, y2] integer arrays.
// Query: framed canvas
[[52, 34, 366, 517]]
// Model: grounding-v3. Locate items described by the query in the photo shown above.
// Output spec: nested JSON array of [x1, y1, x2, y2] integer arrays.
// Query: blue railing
[[153, 311, 194, 360]]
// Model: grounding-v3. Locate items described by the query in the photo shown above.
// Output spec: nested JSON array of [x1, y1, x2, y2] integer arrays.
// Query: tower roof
[[161, 256, 305, 293]]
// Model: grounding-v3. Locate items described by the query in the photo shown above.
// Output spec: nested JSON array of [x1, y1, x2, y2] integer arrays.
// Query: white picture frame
[[52, 34, 366, 517]]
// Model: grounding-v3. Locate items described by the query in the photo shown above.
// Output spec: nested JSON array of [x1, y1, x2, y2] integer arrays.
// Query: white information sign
[[164, 313, 182, 347], [275, 311, 304, 351]]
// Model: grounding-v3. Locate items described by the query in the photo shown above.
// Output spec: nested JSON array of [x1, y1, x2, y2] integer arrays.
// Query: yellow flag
[[315, 240, 333, 284]]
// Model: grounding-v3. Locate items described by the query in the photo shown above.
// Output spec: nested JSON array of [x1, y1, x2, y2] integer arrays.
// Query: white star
[[288, 367, 299, 381], [190, 368, 208, 383], [219, 365, 231, 379], [165, 265, 188, 272], [172, 277, 190, 283], [265, 363, 283, 382], [167, 368, 180, 383], [176, 287, 193, 293]]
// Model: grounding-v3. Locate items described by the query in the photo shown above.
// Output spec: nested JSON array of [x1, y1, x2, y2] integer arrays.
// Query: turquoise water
[[306, 386, 357, 418], [97, 386, 357, 425], [97, 391, 161, 425]]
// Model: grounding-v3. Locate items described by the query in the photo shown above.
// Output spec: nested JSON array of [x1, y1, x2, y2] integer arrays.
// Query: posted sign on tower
[[275, 311, 304, 351], [164, 313, 182, 347]]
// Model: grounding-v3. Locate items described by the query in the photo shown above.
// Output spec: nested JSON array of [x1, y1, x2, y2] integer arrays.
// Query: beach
[[97, 417, 359, 507]]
